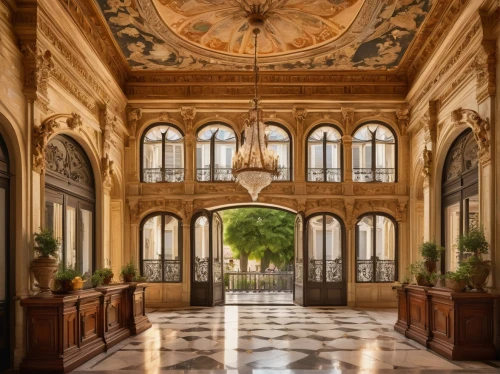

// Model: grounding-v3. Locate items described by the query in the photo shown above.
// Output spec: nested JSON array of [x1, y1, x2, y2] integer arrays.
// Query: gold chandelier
[[232, 24, 279, 201]]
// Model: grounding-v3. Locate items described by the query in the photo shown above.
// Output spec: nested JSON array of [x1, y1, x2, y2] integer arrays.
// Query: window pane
[[445, 203, 460, 271], [143, 127, 163, 183], [194, 216, 209, 282], [45, 201, 63, 260], [266, 125, 290, 181], [325, 216, 342, 282], [142, 215, 162, 282], [213, 217, 222, 283], [374, 216, 395, 282], [80, 208, 93, 278], [464, 195, 479, 232], [294, 216, 303, 285], [356, 216, 373, 282], [308, 216, 323, 282], [65, 206, 76, 270]]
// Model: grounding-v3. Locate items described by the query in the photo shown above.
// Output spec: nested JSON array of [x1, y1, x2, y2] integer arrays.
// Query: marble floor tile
[[73, 305, 499, 373]]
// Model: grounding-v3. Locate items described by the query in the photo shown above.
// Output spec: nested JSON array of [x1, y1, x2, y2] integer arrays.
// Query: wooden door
[[191, 211, 212, 306]]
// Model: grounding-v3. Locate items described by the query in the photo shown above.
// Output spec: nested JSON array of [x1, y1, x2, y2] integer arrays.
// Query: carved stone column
[[181, 107, 196, 188], [341, 108, 354, 184], [292, 107, 307, 185], [421, 146, 432, 242]]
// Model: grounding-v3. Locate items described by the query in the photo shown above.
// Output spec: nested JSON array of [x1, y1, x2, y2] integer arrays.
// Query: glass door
[[212, 212, 224, 305], [293, 213, 304, 305]]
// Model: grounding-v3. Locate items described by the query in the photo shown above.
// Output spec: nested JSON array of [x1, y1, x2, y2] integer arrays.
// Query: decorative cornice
[[451, 108, 491, 162]]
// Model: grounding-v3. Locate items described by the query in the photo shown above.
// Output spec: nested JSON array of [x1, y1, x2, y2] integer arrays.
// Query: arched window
[[141, 123, 184, 183], [442, 129, 478, 272], [196, 123, 237, 182], [307, 125, 342, 182], [352, 123, 396, 182], [356, 213, 397, 282], [140, 213, 182, 282], [44, 135, 95, 277], [265, 122, 291, 181]]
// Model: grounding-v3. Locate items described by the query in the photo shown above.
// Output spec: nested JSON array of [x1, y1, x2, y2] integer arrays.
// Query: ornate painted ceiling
[[96, 0, 432, 71]]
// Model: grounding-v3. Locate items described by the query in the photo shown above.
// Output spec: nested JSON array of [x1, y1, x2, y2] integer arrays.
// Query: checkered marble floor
[[73, 306, 500, 373]]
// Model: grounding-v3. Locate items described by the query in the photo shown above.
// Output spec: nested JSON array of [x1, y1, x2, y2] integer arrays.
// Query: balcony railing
[[307, 168, 342, 182], [272, 167, 290, 181], [353, 168, 395, 182], [196, 167, 235, 182], [143, 168, 184, 183], [356, 258, 395, 282], [142, 259, 181, 282], [225, 271, 293, 292]]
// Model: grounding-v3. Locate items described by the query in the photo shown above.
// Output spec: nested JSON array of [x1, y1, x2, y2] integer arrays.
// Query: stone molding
[[395, 106, 410, 136], [422, 145, 432, 188], [451, 108, 491, 162], [127, 108, 142, 138], [102, 154, 114, 195]]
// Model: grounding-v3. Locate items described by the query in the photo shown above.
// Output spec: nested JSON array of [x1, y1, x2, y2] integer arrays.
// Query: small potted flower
[[458, 226, 491, 291], [31, 228, 60, 293], [52, 267, 82, 294], [120, 260, 136, 282], [418, 241, 444, 273], [409, 260, 433, 287]]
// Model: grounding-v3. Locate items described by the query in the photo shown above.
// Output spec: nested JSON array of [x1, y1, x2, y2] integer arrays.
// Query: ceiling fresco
[[96, 0, 432, 71]]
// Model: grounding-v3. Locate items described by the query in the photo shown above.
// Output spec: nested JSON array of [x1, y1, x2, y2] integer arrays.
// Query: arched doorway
[[441, 129, 478, 272], [44, 134, 96, 277], [0, 132, 10, 370]]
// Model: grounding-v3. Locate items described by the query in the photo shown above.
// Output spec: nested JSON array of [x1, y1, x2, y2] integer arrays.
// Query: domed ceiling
[[96, 0, 432, 71]]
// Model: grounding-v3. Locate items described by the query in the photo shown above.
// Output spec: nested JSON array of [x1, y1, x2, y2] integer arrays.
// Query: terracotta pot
[[445, 278, 466, 292], [416, 274, 432, 287], [51, 279, 74, 294], [31, 256, 58, 293], [470, 265, 490, 292], [424, 260, 437, 273], [122, 273, 135, 282], [103, 275, 113, 285]]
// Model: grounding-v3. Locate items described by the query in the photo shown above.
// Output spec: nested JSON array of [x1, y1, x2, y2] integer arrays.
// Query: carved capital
[[33, 119, 60, 173], [180, 107, 196, 134], [341, 107, 354, 134], [296, 199, 306, 214], [127, 108, 142, 138], [182, 201, 193, 221], [21, 44, 54, 109], [396, 106, 410, 136], [128, 200, 139, 224], [292, 107, 308, 125], [102, 154, 114, 195], [66, 113, 82, 131], [451, 108, 491, 162]]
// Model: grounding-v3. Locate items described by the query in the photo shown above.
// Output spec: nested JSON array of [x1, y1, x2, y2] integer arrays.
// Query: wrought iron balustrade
[[194, 257, 209, 282], [353, 168, 395, 182], [196, 168, 211, 182], [143, 259, 181, 282], [272, 167, 290, 181], [326, 259, 342, 282], [356, 258, 395, 282], [307, 168, 341, 182], [143, 168, 184, 183], [295, 262, 303, 285], [225, 271, 293, 292], [308, 259, 323, 282], [197, 167, 235, 182]]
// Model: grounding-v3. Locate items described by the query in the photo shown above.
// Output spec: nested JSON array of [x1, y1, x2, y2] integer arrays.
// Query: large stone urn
[[31, 256, 58, 293]]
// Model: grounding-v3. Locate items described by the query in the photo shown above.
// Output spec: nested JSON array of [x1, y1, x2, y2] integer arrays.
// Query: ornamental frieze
[[306, 184, 342, 195], [352, 184, 396, 196], [141, 184, 185, 196], [306, 199, 345, 213], [261, 183, 294, 195], [130, 198, 184, 223]]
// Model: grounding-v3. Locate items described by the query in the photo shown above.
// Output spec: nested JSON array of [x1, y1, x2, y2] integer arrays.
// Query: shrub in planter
[[51, 267, 82, 294], [458, 226, 491, 291], [418, 241, 443, 273], [91, 268, 114, 287], [444, 263, 471, 292], [32, 228, 60, 293]]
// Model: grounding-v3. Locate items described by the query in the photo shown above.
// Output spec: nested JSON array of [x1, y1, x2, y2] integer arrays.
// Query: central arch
[[189, 203, 347, 307]]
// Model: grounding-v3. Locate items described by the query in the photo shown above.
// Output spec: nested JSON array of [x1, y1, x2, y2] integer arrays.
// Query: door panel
[[305, 213, 346, 306], [212, 213, 224, 306], [191, 211, 211, 306], [293, 213, 304, 305]]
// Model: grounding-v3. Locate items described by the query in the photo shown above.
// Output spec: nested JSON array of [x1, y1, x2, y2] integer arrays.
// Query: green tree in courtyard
[[223, 208, 294, 272]]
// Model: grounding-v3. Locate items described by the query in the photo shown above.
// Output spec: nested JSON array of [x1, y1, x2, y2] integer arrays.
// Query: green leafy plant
[[54, 267, 82, 281], [34, 228, 60, 258], [418, 241, 444, 262], [90, 268, 114, 287], [445, 262, 471, 281], [408, 260, 427, 277], [132, 275, 147, 282], [408, 260, 434, 286], [120, 260, 136, 276], [458, 226, 489, 257]]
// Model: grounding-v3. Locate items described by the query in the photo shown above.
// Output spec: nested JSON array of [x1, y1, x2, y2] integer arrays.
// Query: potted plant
[[120, 260, 136, 282], [91, 268, 114, 287], [444, 262, 471, 292], [418, 241, 443, 273], [51, 267, 82, 294], [458, 226, 491, 291], [409, 260, 433, 287], [31, 228, 60, 293]]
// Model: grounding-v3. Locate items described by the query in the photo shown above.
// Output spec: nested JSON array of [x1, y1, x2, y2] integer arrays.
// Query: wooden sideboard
[[394, 284, 498, 360], [20, 283, 151, 373]]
